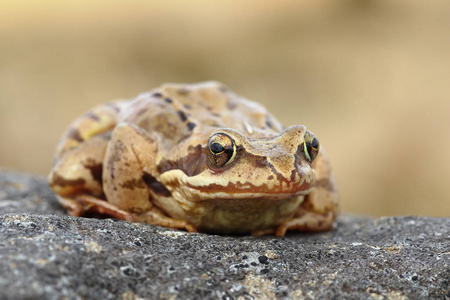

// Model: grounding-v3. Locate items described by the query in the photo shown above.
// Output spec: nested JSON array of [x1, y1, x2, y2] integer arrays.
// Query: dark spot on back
[[187, 122, 196, 131], [82, 159, 103, 184], [267, 175, 274, 180], [165, 98, 173, 104], [153, 92, 163, 98], [266, 118, 273, 129], [85, 112, 100, 122], [184, 104, 192, 110], [67, 128, 83, 142], [177, 110, 188, 122], [142, 172, 171, 197]]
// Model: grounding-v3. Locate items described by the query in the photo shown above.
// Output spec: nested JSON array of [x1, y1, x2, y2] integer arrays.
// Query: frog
[[48, 81, 338, 237]]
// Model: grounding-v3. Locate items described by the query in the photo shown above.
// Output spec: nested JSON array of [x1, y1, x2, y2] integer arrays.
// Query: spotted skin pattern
[[48, 81, 339, 236]]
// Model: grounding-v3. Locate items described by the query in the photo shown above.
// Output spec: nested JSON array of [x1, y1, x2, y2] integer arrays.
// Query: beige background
[[1, 0, 449, 217]]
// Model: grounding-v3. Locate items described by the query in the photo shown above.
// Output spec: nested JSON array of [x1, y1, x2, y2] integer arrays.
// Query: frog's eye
[[208, 133, 237, 167], [303, 130, 320, 162]]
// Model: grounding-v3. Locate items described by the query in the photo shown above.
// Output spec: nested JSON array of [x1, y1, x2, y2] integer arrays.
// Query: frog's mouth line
[[160, 169, 315, 200], [184, 181, 314, 201]]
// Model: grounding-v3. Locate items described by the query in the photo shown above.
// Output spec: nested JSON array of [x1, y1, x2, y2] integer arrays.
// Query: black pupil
[[211, 142, 225, 154], [311, 137, 318, 149]]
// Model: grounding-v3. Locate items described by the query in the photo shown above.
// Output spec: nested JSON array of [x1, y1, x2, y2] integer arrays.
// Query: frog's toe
[[184, 223, 199, 233], [163, 219, 198, 233], [251, 227, 276, 237], [56, 195, 85, 217], [131, 208, 198, 233], [275, 211, 335, 237], [75, 194, 134, 221]]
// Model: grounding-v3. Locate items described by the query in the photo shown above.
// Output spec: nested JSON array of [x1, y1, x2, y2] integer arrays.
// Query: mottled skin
[[48, 81, 339, 236]]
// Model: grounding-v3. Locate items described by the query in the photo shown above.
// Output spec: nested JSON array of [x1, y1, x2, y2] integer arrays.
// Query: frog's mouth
[[160, 169, 315, 201], [185, 179, 314, 201]]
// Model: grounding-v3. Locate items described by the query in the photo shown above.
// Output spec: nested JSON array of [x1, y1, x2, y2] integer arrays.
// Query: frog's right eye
[[303, 130, 320, 162], [208, 133, 237, 167]]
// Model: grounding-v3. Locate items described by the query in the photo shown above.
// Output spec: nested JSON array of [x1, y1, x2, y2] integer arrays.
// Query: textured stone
[[0, 170, 449, 299], [0, 169, 64, 215]]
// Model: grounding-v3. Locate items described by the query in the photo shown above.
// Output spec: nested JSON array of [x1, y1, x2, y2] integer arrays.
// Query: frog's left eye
[[208, 133, 237, 167], [303, 131, 320, 162]]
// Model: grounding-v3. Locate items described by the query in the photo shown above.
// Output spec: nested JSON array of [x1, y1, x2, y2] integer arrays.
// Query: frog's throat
[[160, 169, 315, 201]]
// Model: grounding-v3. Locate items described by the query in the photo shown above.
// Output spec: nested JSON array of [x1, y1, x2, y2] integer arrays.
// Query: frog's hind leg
[[68, 195, 198, 232], [49, 101, 128, 215], [101, 122, 198, 232], [273, 150, 339, 237], [66, 194, 133, 221], [53, 101, 128, 158]]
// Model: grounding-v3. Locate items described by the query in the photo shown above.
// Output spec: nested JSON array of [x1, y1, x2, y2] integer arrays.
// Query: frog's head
[[159, 125, 319, 201]]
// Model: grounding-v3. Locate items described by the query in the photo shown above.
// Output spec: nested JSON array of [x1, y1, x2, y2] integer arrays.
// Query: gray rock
[[0, 169, 64, 215], [0, 170, 449, 299]]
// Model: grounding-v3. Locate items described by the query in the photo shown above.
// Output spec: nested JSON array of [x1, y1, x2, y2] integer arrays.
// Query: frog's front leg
[[101, 122, 198, 232], [273, 209, 335, 237], [259, 150, 339, 237]]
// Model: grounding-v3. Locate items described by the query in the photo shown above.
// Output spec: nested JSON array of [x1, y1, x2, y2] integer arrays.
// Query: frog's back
[[121, 82, 284, 148]]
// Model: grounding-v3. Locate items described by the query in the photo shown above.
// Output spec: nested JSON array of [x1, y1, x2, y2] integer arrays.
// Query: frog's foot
[[274, 210, 335, 237], [132, 206, 199, 233], [251, 227, 276, 237], [75, 195, 134, 221], [57, 194, 133, 221], [56, 195, 85, 217], [68, 194, 198, 233], [251, 210, 335, 237]]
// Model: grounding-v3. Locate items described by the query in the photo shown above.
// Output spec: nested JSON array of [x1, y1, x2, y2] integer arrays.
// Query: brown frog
[[48, 81, 338, 236]]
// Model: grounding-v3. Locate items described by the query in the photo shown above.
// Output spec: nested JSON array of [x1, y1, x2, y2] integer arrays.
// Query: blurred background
[[1, 0, 449, 217]]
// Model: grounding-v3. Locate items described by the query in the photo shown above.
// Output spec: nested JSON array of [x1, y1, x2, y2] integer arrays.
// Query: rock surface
[[0, 169, 449, 299]]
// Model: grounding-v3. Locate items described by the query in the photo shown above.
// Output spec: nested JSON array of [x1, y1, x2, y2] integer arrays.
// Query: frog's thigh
[[103, 123, 199, 232], [103, 122, 157, 213], [275, 150, 339, 237]]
